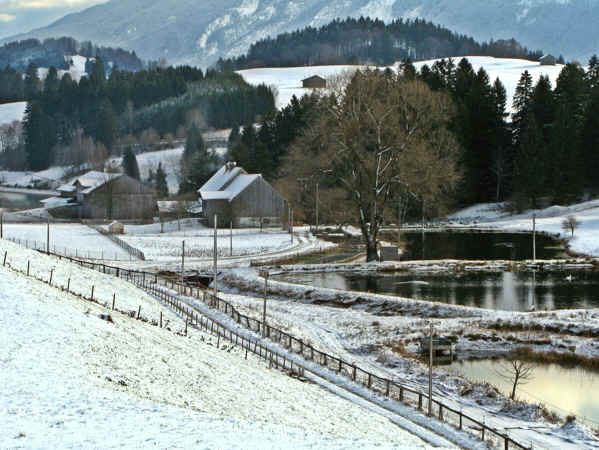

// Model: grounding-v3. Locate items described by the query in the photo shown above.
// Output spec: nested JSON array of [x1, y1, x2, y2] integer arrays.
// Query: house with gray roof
[[45, 171, 156, 220], [198, 162, 287, 228]]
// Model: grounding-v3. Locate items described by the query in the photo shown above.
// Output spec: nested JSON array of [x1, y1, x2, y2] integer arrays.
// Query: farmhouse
[[198, 163, 287, 228], [302, 75, 326, 89], [44, 171, 156, 220], [540, 54, 557, 66]]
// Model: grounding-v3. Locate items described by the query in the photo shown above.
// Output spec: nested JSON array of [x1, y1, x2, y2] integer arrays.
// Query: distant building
[[540, 54, 557, 66], [45, 171, 156, 220], [302, 75, 327, 89], [198, 163, 287, 228], [108, 221, 125, 234]]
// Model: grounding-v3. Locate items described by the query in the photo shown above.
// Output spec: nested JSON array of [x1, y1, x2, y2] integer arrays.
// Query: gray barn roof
[[198, 164, 260, 203]]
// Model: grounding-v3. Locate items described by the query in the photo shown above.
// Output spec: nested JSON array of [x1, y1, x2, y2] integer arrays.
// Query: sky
[[0, 0, 108, 39]]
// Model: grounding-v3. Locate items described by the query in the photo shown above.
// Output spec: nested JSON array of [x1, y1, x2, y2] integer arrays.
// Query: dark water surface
[[448, 359, 599, 427], [396, 231, 566, 260], [273, 270, 599, 311], [0, 190, 48, 211]]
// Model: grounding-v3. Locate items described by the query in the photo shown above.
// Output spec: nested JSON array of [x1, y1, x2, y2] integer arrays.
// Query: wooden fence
[[89, 225, 145, 260], [4, 243, 531, 450]]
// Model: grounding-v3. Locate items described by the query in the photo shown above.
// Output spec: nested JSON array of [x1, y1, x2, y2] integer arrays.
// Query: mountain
[[3, 0, 599, 67]]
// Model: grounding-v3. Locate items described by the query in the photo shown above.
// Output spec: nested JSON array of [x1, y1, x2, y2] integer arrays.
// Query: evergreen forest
[[11, 60, 274, 172], [217, 17, 545, 70]]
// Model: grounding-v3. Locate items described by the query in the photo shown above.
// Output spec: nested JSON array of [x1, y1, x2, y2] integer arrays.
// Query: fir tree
[[155, 162, 169, 199], [121, 146, 140, 180]]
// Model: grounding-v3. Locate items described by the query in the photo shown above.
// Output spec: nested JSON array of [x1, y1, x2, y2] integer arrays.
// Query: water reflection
[[274, 271, 599, 311], [449, 359, 599, 427], [399, 231, 565, 261]]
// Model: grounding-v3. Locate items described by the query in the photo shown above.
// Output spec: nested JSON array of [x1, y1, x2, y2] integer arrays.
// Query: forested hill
[[0, 37, 144, 72], [218, 17, 544, 70]]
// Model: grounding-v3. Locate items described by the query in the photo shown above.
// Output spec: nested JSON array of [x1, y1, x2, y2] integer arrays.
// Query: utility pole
[[532, 212, 537, 262], [428, 322, 434, 417], [181, 240, 185, 285], [315, 182, 319, 233], [261, 270, 269, 337], [213, 214, 218, 299]]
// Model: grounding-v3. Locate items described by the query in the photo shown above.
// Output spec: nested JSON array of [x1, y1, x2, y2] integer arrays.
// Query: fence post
[[67, 278, 70, 293], [91, 286, 94, 300], [137, 305, 141, 319], [3, 251, 6, 266], [112, 294, 115, 311], [27, 260, 30, 276], [49, 269, 54, 285]]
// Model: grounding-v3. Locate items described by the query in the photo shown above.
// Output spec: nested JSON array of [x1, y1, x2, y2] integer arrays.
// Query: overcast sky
[[0, 0, 108, 39]]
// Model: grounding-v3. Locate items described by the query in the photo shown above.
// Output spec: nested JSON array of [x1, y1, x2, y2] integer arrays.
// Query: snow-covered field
[[0, 101, 26, 126], [239, 56, 564, 112], [120, 225, 299, 262], [238, 65, 364, 109], [1, 223, 130, 260], [0, 239, 428, 449]]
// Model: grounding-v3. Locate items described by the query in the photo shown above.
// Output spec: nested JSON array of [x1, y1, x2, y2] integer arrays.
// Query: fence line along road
[[2, 238, 531, 450], [45, 251, 530, 450]]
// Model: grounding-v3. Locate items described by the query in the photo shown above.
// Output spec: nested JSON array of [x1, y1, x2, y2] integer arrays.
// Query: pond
[[396, 231, 567, 261], [448, 359, 599, 428], [272, 270, 599, 311], [0, 190, 49, 212]]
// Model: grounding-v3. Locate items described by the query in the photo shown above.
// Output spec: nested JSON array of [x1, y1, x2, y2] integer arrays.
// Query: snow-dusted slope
[[0, 101, 26, 126], [0, 239, 428, 449], [239, 56, 564, 111], [3, 0, 598, 68]]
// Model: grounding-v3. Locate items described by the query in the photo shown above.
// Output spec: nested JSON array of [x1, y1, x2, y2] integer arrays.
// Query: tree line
[[0, 37, 144, 104], [228, 55, 599, 225], [217, 17, 545, 70], [11, 60, 274, 173]]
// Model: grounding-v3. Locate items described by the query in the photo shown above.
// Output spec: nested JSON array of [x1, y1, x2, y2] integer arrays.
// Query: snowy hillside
[[0, 239, 427, 449], [3, 0, 598, 67], [239, 56, 564, 111], [0, 101, 26, 126]]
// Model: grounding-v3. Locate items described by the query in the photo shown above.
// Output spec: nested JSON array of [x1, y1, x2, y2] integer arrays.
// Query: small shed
[[540, 54, 557, 66], [302, 75, 326, 89], [108, 221, 125, 234]]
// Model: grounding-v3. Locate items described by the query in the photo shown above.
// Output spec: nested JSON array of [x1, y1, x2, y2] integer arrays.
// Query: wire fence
[[89, 225, 145, 260], [57, 254, 530, 450], [4, 237, 136, 261], [1, 240, 532, 450]]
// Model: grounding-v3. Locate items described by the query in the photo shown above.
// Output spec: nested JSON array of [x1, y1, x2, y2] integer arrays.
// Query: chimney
[[226, 161, 237, 171]]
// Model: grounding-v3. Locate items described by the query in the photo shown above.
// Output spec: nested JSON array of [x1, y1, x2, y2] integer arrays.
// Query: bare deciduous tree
[[496, 359, 535, 400], [561, 215, 580, 237], [282, 69, 462, 261]]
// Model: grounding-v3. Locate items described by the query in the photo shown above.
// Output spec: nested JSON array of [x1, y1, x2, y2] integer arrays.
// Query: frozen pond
[[273, 270, 599, 311], [448, 359, 599, 428]]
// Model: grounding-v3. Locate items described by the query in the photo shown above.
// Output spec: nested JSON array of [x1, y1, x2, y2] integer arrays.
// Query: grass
[[513, 346, 599, 372]]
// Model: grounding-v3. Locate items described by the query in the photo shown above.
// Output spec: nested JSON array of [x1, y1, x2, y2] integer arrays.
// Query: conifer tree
[[179, 124, 217, 193], [155, 162, 169, 199], [121, 146, 140, 180]]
